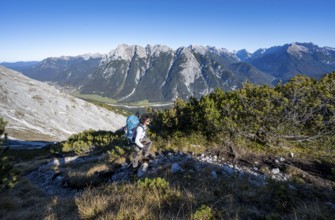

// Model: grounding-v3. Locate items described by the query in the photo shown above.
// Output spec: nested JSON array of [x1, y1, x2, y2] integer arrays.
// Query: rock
[[271, 168, 280, 175], [171, 163, 182, 174], [137, 162, 149, 177], [167, 152, 173, 159], [222, 165, 235, 175], [26, 149, 307, 199], [252, 166, 258, 171]]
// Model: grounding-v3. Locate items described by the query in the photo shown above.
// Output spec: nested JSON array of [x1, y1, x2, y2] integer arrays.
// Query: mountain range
[[2, 42, 335, 102], [0, 66, 126, 141]]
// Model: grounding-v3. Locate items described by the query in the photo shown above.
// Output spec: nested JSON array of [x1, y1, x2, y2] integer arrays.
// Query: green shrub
[[0, 117, 7, 137], [151, 72, 335, 147], [107, 145, 126, 159], [193, 205, 213, 220], [61, 129, 126, 154], [137, 177, 170, 192], [0, 116, 17, 189]]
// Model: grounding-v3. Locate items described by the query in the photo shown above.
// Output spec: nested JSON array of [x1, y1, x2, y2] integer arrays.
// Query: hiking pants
[[134, 136, 152, 157], [132, 136, 153, 168]]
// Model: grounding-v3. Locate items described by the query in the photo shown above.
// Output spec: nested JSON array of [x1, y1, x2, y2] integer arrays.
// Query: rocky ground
[[25, 147, 335, 199]]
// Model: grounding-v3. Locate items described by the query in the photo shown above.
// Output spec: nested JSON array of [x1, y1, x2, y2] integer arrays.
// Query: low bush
[[0, 117, 18, 190], [61, 129, 126, 154]]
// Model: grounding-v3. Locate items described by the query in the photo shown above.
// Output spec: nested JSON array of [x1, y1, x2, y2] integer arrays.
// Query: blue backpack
[[125, 115, 139, 143]]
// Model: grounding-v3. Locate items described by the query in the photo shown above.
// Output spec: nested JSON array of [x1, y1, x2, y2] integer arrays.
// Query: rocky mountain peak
[[235, 49, 252, 61], [146, 44, 174, 57], [287, 42, 310, 57], [105, 44, 138, 61]]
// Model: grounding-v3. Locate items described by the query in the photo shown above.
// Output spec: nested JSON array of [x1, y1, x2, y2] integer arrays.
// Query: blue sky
[[1, 0, 334, 62]]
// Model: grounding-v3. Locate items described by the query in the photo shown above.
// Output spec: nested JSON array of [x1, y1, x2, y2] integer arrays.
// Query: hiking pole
[[127, 148, 143, 168]]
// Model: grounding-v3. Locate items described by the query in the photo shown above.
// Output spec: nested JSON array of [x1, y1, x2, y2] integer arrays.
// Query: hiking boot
[[137, 162, 149, 177]]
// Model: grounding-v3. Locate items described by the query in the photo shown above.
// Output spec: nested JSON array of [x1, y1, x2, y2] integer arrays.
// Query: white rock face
[[0, 66, 126, 141], [148, 44, 174, 57], [179, 47, 202, 93], [287, 43, 309, 57]]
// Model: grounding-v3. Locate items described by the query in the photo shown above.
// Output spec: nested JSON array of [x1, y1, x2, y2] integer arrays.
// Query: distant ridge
[[3, 42, 335, 102]]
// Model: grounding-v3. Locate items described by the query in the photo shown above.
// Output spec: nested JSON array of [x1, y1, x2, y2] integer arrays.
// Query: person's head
[[140, 114, 151, 125]]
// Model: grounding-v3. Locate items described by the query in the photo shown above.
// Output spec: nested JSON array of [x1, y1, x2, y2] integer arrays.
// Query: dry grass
[[2, 167, 334, 219], [60, 162, 111, 188], [14, 158, 50, 174], [0, 179, 50, 220], [1, 142, 334, 220], [0, 177, 79, 220], [75, 182, 189, 219]]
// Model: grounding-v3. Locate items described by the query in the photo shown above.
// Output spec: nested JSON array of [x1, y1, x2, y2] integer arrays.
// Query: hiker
[[132, 114, 155, 168]]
